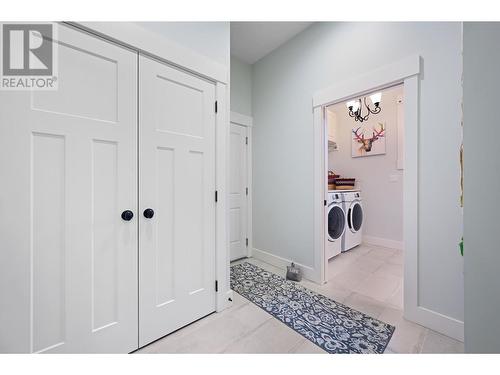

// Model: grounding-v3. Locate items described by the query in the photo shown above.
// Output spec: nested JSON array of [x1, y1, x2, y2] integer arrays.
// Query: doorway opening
[[324, 84, 404, 312], [311, 55, 427, 335]]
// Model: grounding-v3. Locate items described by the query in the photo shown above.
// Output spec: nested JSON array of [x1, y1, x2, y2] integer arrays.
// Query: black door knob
[[121, 210, 134, 221], [143, 208, 154, 219]]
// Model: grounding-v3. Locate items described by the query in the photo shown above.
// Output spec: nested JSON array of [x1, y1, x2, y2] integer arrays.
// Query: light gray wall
[[230, 56, 252, 115], [135, 22, 230, 68], [463, 22, 500, 353], [328, 85, 404, 243], [252, 22, 464, 323]]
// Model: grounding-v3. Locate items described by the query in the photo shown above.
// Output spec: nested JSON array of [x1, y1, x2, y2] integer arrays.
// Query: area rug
[[230, 262, 395, 354]]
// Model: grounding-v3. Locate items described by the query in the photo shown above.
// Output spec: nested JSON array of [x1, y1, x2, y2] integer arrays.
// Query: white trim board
[[312, 55, 464, 341], [252, 248, 316, 282], [68, 22, 228, 84], [246, 129, 253, 257], [363, 236, 404, 251], [313, 55, 420, 108], [406, 306, 465, 343], [215, 82, 231, 312], [230, 111, 253, 127]]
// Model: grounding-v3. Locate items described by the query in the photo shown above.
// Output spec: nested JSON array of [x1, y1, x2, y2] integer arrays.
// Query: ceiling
[[230, 22, 313, 64]]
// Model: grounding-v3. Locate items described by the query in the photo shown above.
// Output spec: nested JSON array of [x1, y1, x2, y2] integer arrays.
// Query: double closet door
[[0, 24, 216, 353]]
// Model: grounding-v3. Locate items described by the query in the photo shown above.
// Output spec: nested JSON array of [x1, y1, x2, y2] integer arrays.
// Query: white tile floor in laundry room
[[136, 244, 464, 354]]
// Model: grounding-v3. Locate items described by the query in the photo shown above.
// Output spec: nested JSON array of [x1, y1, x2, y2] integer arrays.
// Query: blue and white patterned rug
[[230, 262, 395, 354]]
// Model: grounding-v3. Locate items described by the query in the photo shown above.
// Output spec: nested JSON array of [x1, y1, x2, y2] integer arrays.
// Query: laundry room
[[325, 84, 404, 308]]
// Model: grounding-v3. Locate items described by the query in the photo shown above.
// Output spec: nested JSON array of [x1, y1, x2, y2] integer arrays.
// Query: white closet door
[[0, 25, 138, 353], [229, 123, 248, 261], [138, 55, 216, 346]]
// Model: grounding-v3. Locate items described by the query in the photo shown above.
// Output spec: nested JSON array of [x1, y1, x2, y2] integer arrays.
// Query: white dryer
[[342, 191, 363, 251], [326, 191, 346, 259]]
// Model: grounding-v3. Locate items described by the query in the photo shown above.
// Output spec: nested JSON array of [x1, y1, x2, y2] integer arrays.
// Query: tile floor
[[136, 244, 464, 354]]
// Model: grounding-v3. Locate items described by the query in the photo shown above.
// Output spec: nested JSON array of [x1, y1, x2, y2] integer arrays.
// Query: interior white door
[[229, 123, 248, 261], [0, 25, 138, 353], [138, 55, 216, 347]]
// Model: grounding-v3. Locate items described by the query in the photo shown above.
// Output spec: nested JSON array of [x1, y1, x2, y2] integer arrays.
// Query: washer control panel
[[328, 192, 342, 203]]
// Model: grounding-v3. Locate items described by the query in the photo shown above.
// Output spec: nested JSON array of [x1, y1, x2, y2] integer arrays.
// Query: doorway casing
[[312, 55, 462, 341]]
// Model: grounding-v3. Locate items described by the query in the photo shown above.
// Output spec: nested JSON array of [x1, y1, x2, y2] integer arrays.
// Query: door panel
[[91, 140, 120, 332], [139, 55, 216, 347], [31, 40, 119, 122], [229, 123, 248, 261], [154, 76, 204, 136], [0, 24, 138, 353], [32, 133, 66, 353], [155, 147, 175, 306]]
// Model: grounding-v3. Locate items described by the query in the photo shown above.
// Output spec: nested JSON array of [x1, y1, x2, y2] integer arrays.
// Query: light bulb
[[351, 100, 360, 112], [370, 92, 382, 106], [346, 100, 356, 110]]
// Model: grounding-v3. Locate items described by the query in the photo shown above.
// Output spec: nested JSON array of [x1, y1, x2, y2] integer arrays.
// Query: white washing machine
[[342, 191, 363, 251], [326, 191, 346, 259]]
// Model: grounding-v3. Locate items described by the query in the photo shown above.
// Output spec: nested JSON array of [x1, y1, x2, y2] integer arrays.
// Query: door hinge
[[245, 136, 248, 145], [324, 200, 327, 206], [215, 280, 218, 292], [246, 187, 248, 196], [215, 101, 218, 113], [215, 190, 218, 202], [246, 238, 249, 247]]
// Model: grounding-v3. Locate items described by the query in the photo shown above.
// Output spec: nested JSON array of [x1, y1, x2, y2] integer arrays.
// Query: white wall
[[230, 56, 252, 115], [328, 85, 403, 244], [252, 22, 464, 324], [463, 22, 500, 353], [135, 22, 230, 68]]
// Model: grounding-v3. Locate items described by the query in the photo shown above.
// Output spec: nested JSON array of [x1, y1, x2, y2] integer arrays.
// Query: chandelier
[[346, 92, 382, 122]]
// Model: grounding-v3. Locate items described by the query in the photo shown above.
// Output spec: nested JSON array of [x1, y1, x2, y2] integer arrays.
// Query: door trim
[[230, 111, 253, 128], [65, 22, 228, 84], [215, 83, 231, 311], [312, 55, 464, 341], [229, 111, 253, 259]]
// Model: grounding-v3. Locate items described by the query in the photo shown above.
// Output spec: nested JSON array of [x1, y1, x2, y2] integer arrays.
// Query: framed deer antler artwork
[[351, 122, 386, 157]]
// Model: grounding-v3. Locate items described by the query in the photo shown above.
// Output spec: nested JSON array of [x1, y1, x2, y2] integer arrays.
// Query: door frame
[[215, 82, 231, 311], [66, 22, 228, 84], [229, 111, 253, 259], [313, 54, 463, 341], [312, 55, 436, 334]]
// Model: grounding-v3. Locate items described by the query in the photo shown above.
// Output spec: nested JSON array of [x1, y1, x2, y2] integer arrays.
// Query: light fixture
[[346, 92, 382, 122]]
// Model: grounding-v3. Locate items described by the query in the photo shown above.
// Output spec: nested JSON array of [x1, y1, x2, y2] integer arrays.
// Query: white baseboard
[[252, 247, 319, 283], [363, 235, 404, 250], [405, 304, 464, 342], [252, 248, 463, 341]]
